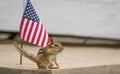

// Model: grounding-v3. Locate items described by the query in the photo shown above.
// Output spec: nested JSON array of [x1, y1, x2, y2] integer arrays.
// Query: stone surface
[[0, 65, 120, 74]]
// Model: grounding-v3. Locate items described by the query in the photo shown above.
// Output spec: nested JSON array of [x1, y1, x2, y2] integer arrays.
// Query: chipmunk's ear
[[51, 38, 57, 44]]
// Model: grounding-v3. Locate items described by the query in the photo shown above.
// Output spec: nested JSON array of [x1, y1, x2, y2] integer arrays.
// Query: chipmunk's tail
[[14, 42, 36, 62]]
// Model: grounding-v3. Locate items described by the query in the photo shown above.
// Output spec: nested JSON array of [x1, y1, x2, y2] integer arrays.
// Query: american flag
[[20, 0, 51, 47]]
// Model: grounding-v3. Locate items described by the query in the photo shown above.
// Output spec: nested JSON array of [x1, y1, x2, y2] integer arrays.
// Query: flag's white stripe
[[43, 32, 48, 47], [29, 22, 37, 43], [24, 20, 32, 41], [38, 26, 45, 46], [21, 18, 27, 39], [33, 21, 41, 44]]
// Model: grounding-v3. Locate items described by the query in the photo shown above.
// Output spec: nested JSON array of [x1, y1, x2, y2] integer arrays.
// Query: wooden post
[[20, 40, 23, 65]]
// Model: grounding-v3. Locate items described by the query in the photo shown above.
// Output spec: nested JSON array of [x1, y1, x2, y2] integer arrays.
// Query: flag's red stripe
[[26, 21, 34, 42], [20, 18, 25, 37], [36, 24, 43, 45], [41, 30, 47, 46], [31, 23, 39, 44], [23, 19, 30, 40]]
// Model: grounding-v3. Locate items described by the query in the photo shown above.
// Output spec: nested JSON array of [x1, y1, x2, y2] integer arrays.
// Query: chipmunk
[[14, 38, 64, 69]]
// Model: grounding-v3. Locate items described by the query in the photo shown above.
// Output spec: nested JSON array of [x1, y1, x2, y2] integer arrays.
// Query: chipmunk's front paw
[[48, 64, 59, 69]]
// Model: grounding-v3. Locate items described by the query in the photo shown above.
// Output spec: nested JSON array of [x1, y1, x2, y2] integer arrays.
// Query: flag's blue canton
[[23, 0, 40, 22]]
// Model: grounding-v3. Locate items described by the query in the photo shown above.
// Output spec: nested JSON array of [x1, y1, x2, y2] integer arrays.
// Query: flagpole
[[19, 0, 27, 65], [20, 40, 23, 65]]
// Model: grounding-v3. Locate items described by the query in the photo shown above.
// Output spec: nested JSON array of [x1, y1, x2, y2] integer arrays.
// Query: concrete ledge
[[0, 67, 52, 74], [52, 65, 120, 74], [0, 64, 120, 74]]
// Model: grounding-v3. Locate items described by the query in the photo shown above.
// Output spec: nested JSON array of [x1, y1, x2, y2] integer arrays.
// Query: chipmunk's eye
[[54, 44, 58, 47]]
